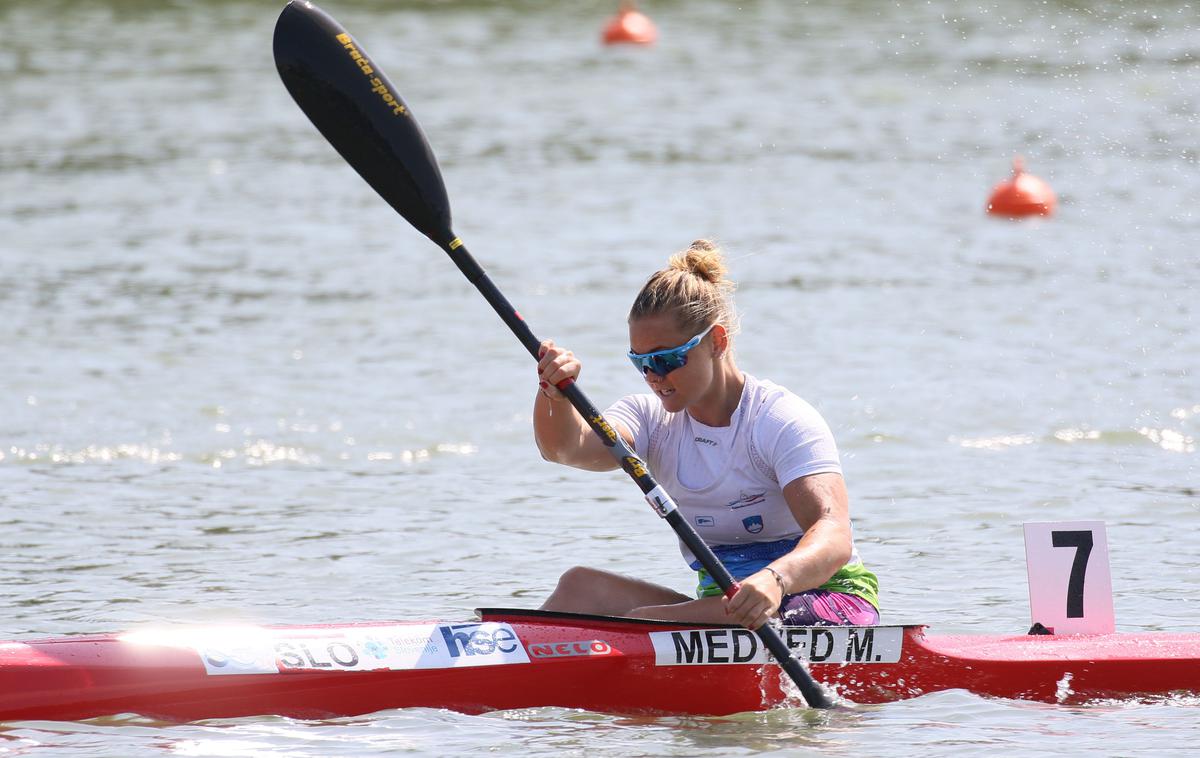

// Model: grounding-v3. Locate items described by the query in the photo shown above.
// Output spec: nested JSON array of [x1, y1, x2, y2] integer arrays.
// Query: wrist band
[[764, 566, 787, 596]]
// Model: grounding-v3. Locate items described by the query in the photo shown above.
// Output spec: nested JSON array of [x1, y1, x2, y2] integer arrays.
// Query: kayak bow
[[1, 609, 1196, 722]]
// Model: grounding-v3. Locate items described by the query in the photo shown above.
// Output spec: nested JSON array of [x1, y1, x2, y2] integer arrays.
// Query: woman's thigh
[[627, 595, 733, 625], [540, 566, 692, 616]]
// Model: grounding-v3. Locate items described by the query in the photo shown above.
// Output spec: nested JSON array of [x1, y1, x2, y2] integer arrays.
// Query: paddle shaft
[[273, 0, 831, 709]]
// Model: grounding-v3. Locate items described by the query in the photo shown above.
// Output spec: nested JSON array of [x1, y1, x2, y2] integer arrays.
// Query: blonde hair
[[628, 239, 739, 338]]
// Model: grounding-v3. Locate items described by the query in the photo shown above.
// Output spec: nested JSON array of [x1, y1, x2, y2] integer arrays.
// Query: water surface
[[1, 0, 1197, 754]]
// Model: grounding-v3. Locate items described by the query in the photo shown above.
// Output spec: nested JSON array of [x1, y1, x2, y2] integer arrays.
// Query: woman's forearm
[[768, 525, 852, 594], [772, 474, 855, 593], [533, 392, 616, 470]]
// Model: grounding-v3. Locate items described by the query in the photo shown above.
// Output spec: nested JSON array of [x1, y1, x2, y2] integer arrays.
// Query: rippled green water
[[1, 0, 1197, 754]]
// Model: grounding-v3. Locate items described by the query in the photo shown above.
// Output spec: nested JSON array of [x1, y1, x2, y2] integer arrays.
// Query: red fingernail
[[539, 381, 548, 388]]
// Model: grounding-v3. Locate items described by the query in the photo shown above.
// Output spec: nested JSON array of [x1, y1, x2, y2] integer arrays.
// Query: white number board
[[1023, 520, 1114, 634]]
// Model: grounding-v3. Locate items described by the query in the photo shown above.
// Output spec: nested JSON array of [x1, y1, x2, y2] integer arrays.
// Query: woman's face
[[628, 314, 718, 413]]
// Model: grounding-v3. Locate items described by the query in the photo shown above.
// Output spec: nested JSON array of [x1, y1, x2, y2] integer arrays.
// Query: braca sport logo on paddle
[[649, 626, 904, 666], [331, 32, 410, 117]]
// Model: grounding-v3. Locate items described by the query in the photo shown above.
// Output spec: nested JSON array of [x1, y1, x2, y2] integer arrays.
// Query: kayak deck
[[897, 629, 1200, 703], [0, 609, 1195, 722]]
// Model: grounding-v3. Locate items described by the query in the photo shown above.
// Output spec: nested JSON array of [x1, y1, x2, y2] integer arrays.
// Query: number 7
[[1051, 530, 1093, 618]]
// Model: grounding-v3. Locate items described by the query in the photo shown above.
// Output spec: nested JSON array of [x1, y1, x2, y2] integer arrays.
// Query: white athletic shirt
[[604, 373, 859, 570]]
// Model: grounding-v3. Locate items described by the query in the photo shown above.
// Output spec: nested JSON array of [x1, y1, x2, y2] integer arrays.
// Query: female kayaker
[[534, 240, 879, 631]]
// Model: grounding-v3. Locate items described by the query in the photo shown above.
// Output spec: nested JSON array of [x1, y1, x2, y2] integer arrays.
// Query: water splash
[[1055, 671, 1074, 703]]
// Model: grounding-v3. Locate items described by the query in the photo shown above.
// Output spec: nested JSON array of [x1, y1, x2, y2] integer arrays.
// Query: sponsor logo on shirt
[[695, 516, 715, 527], [742, 515, 764, 534], [694, 436, 718, 447], [726, 490, 766, 509]]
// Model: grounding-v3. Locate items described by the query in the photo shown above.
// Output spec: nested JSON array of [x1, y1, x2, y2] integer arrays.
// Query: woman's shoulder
[[743, 374, 831, 431], [607, 391, 671, 425]]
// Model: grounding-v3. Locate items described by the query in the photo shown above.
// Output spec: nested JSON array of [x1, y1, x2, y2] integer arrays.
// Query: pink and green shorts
[[779, 589, 879, 626]]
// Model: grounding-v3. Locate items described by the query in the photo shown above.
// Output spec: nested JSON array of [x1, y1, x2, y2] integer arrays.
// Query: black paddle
[[272, 0, 833, 710]]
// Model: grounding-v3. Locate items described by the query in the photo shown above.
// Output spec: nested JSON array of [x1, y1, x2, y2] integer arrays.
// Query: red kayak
[[1, 608, 1196, 722]]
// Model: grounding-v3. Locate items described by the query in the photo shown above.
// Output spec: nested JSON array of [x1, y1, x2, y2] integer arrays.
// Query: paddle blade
[[273, 1, 454, 247]]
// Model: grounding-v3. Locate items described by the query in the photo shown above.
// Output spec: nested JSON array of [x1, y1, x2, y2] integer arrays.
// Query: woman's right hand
[[533, 339, 623, 472], [537, 339, 581, 401]]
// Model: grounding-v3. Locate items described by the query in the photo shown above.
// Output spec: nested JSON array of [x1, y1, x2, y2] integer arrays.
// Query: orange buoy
[[602, 1, 658, 46], [986, 156, 1057, 217]]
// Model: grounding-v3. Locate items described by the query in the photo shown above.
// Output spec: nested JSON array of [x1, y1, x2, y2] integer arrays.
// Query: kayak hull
[[1, 608, 1196, 722]]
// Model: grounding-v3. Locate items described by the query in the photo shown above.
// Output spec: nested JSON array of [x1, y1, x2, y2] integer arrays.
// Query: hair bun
[[629, 239, 740, 340], [668, 239, 726, 284]]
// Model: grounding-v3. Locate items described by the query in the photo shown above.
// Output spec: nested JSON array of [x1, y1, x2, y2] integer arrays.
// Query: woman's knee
[[544, 566, 687, 616], [553, 565, 614, 593], [541, 566, 628, 614]]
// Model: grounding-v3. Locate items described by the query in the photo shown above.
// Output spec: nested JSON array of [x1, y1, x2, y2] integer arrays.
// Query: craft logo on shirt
[[694, 436, 718, 447], [695, 516, 715, 527], [726, 490, 766, 510], [742, 515, 764, 534]]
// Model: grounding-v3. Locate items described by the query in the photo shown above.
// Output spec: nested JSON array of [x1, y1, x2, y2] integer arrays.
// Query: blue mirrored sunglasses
[[627, 323, 718, 377]]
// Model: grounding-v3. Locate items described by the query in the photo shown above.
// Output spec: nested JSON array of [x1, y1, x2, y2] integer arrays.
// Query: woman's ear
[[711, 323, 729, 358]]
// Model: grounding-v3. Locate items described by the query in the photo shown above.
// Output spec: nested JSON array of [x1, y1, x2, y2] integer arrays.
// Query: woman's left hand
[[722, 570, 784, 630]]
